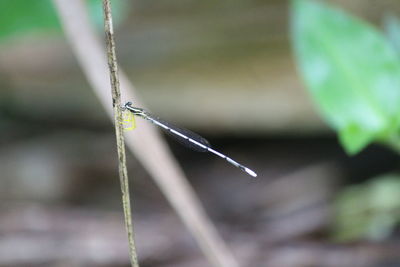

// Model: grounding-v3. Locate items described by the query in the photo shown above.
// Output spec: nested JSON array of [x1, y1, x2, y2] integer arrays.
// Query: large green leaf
[[0, 0, 130, 41], [291, 0, 400, 154], [0, 0, 60, 40]]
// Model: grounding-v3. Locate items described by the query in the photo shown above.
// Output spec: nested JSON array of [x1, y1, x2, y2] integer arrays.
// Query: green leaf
[[291, 0, 400, 154], [0, 0, 131, 41], [0, 0, 60, 40], [338, 123, 375, 154]]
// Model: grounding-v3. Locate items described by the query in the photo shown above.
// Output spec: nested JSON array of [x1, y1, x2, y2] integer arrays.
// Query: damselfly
[[124, 102, 257, 177]]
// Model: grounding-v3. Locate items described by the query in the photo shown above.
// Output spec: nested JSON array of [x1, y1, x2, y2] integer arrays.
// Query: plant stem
[[384, 134, 400, 155], [102, 0, 139, 266]]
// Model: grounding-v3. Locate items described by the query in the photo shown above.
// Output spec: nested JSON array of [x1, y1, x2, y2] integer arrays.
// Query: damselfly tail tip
[[244, 167, 257, 178]]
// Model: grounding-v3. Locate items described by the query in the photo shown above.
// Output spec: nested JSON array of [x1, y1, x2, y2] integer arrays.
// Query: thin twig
[[52, 1, 239, 266], [102, 0, 139, 266]]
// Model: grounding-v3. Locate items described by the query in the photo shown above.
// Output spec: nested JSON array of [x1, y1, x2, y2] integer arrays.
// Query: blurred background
[[1, 0, 400, 266]]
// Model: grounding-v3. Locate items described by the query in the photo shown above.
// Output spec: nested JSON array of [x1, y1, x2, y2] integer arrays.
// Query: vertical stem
[[102, 0, 139, 266], [385, 134, 400, 154]]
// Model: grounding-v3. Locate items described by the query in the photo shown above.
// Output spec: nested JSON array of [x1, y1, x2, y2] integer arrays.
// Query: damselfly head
[[124, 102, 146, 117], [125, 102, 133, 108], [121, 102, 132, 111]]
